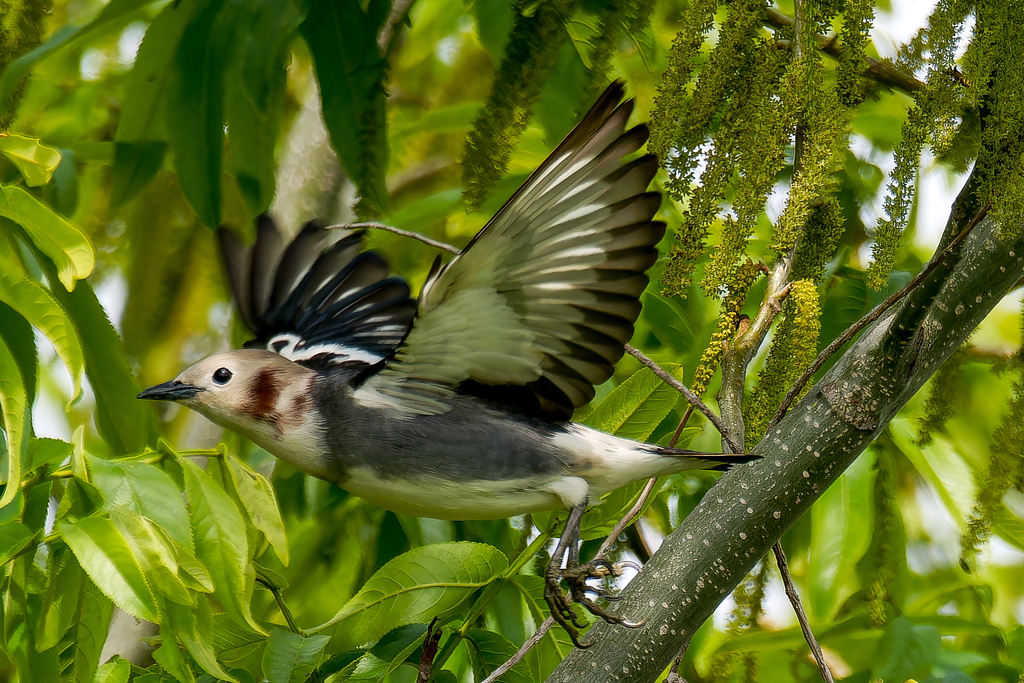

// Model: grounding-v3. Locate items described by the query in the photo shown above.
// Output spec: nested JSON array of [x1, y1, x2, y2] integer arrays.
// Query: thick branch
[[547, 197, 1024, 680]]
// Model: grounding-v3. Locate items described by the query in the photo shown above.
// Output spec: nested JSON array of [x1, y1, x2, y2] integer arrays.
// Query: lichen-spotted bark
[[548, 199, 1024, 680]]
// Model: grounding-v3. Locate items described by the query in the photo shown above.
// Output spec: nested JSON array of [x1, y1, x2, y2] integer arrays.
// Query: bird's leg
[[544, 501, 642, 647]]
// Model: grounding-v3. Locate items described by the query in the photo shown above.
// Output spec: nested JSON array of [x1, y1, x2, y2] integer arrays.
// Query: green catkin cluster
[[867, 0, 1024, 288], [654, 0, 776, 297], [960, 314, 1024, 572], [689, 259, 762, 396], [835, 0, 872, 106], [586, 0, 655, 94], [770, 0, 848, 255], [866, 446, 902, 626], [0, 0, 49, 130], [917, 344, 970, 446], [791, 198, 845, 282], [961, 2, 1024, 234], [461, 0, 575, 210], [714, 561, 768, 682], [742, 280, 821, 448]]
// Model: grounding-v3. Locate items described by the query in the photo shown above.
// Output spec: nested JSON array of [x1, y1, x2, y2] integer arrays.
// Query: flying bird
[[139, 83, 754, 644]]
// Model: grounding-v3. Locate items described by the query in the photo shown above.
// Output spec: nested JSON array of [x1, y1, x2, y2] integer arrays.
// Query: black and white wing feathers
[[363, 83, 665, 419], [218, 218, 417, 372]]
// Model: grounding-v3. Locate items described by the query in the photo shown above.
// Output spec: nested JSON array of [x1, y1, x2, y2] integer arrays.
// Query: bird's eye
[[212, 368, 233, 385]]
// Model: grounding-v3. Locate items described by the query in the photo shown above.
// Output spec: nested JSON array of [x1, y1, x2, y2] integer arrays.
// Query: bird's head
[[138, 349, 319, 441]]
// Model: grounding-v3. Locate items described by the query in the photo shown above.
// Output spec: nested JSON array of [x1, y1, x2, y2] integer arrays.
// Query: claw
[[543, 501, 646, 646]]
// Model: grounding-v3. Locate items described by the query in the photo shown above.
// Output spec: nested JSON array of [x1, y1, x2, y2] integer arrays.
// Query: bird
[[138, 82, 755, 645]]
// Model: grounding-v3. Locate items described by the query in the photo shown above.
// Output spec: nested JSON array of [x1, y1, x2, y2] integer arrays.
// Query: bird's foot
[[545, 502, 645, 647], [544, 558, 644, 647]]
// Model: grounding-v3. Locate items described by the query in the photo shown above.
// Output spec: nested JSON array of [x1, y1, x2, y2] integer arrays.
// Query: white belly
[[341, 467, 587, 520]]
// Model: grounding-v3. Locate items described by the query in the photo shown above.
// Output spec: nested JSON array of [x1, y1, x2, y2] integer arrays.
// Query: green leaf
[[0, 134, 61, 186], [57, 515, 160, 623], [262, 629, 329, 683], [225, 455, 289, 565], [582, 364, 686, 441], [467, 629, 533, 683], [37, 547, 83, 648], [891, 418, 975, 526], [0, 241, 84, 402], [108, 505, 196, 607], [0, 520, 33, 566], [807, 452, 874, 620], [163, 0, 229, 226], [511, 575, 576, 679], [0, 334, 28, 510], [180, 457, 264, 633], [111, 0, 212, 208], [0, 185, 94, 290], [0, 0, 158, 116], [319, 542, 508, 650], [62, 574, 114, 683], [94, 658, 131, 683], [51, 281, 156, 454], [224, 0, 304, 215], [0, 301, 36, 407], [26, 437, 71, 472], [871, 616, 941, 682], [300, 0, 390, 214], [339, 624, 429, 683], [164, 599, 239, 681], [87, 453, 191, 550]]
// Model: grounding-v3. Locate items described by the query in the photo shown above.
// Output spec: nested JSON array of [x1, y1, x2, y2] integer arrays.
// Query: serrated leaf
[[180, 458, 264, 633], [262, 629, 329, 683], [0, 520, 33, 566], [88, 453, 191, 549], [511, 575, 576, 679], [57, 515, 160, 623], [582, 364, 686, 440], [0, 134, 61, 186], [0, 301, 36, 407], [112, 0, 209, 208], [165, 599, 239, 681], [50, 280, 156, 453], [163, 0, 228, 226], [27, 437, 71, 472], [225, 455, 288, 565], [0, 334, 28, 510], [0, 239, 84, 403], [0, 185, 93, 289], [108, 505, 196, 607], [319, 542, 507, 650], [808, 452, 874, 620], [35, 546, 82, 649], [94, 658, 131, 683], [300, 0, 390, 214], [467, 629, 533, 683], [224, 0, 303, 215]]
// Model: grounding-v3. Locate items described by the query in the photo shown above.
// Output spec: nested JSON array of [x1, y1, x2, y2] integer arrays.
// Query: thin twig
[[767, 203, 990, 429], [772, 544, 834, 683], [764, 7, 925, 93], [416, 617, 443, 683], [625, 344, 742, 453], [480, 618, 556, 683], [337, 222, 462, 254], [255, 574, 305, 636]]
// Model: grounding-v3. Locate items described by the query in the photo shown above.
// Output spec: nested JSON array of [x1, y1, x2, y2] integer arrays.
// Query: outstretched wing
[[363, 83, 664, 419], [218, 217, 417, 372]]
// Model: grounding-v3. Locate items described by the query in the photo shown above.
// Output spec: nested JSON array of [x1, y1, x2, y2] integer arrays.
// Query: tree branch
[[547, 188, 1024, 680]]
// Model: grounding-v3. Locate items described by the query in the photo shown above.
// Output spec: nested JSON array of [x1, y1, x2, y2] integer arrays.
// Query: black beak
[[137, 380, 202, 401]]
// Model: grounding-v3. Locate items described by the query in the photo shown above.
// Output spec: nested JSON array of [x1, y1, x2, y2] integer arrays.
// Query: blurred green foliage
[[0, 0, 1022, 681]]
